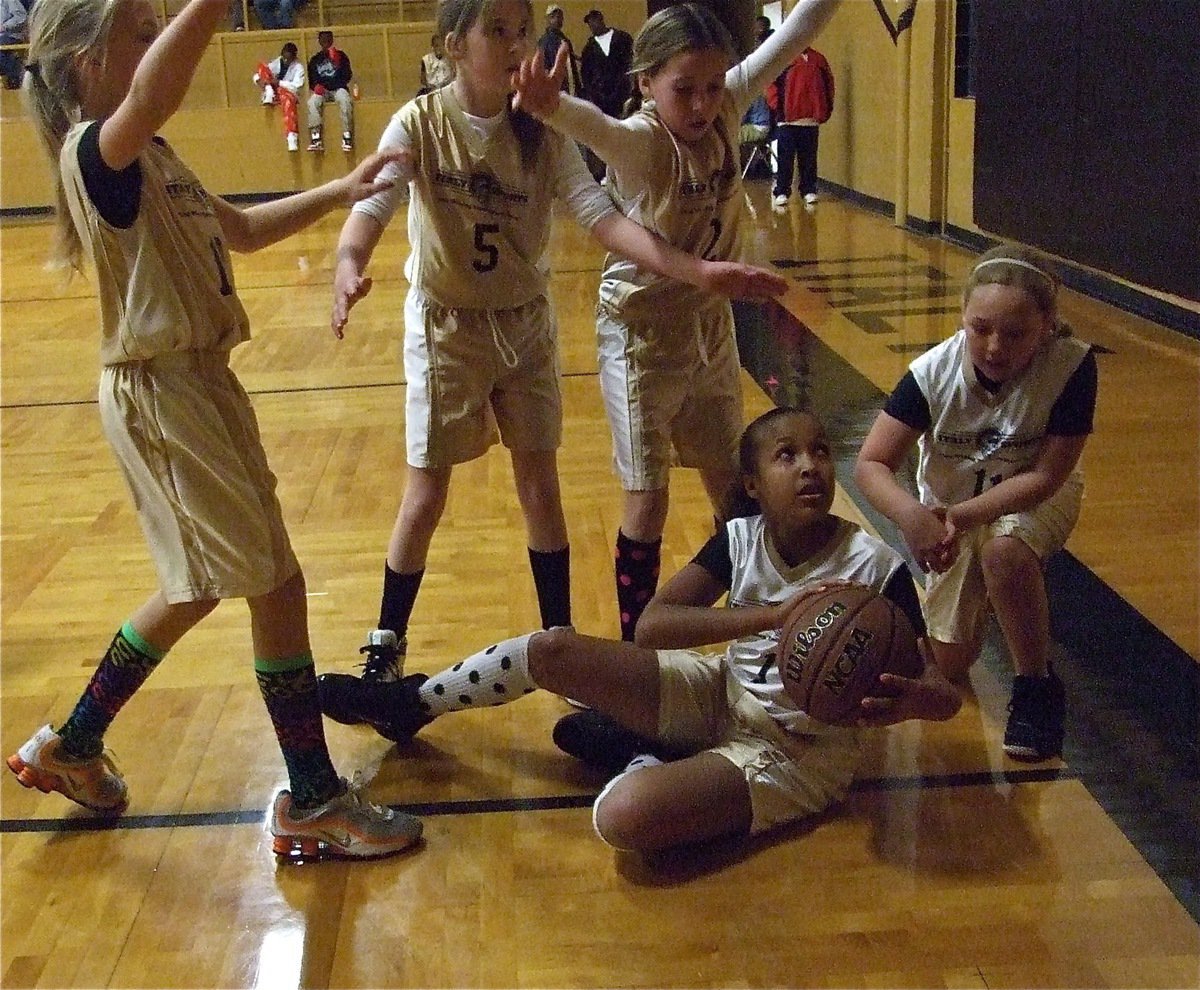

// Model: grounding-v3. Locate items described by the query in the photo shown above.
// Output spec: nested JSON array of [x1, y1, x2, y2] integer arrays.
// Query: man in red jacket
[[768, 46, 834, 209]]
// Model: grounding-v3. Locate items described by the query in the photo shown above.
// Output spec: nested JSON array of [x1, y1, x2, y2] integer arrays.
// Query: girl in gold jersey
[[514, 1, 841, 652], [8, 0, 422, 861]]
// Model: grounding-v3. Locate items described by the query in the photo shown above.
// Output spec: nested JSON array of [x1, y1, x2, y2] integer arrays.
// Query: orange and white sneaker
[[6, 724, 128, 814], [269, 778, 423, 862]]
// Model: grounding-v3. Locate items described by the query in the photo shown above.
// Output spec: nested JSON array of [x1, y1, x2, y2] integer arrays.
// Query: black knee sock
[[378, 564, 424, 639], [528, 546, 571, 629], [614, 530, 662, 642]]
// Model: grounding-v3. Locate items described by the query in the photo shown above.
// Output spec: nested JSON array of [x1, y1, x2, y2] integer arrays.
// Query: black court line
[[771, 254, 912, 268], [0, 768, 1076, 836], [785, 267, 952, 283], [2, 371, 610, 412]]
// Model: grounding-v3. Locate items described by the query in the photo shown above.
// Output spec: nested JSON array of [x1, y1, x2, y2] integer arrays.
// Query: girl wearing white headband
[[854, 242, 1098, 763]]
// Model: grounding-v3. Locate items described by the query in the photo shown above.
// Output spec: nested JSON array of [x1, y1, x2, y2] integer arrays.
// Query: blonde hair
[[436, 0, 543, 170], [964, 243, 1065, 331], [625, 2, 736, 116], [23, 0, 128, 275]]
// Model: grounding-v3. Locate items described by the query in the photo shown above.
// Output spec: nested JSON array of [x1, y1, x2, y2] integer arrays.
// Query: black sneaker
[[1003, 668, 1066, 761], [552, 710, 659, 776], [317, 672, 432, 743]]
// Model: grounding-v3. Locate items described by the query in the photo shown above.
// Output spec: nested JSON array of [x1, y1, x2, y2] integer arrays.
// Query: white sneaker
[[772, 193, 790, 209], [6, 724, 128, 813], [804, 192, 819, 204], [286, 132, 299, 152], [269, 777, 423, 862], [261, 84, 275, 105]]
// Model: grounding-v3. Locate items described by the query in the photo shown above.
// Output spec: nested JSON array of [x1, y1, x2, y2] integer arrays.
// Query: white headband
[[972, 256, 1056, 289]]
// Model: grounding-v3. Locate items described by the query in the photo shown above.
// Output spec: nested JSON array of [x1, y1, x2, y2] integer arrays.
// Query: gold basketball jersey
[[601, 93, 746, 317], [399, 88, 573, 310], [61, 124, 250, 366]]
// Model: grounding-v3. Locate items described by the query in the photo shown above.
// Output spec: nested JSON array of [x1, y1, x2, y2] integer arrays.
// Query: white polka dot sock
[[418, 633, 537, 716]]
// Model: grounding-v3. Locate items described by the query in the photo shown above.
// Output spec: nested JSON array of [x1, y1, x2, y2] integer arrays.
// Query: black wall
[[973, 0, 1199, 300], [645, 0, 756, 57]]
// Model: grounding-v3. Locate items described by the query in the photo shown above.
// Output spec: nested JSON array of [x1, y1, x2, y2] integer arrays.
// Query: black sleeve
[[881, 564, 927, 638], [882, 371, 931, 432], [1046, 349, 1098, 436], [307, 55, 320, 86], [339, 52, 352, 88], [689, 526, 734, 590], [77, 120, 141, 229]]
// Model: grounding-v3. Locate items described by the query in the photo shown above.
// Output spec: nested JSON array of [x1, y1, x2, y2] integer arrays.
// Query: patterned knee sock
[[418, 633, 538, 717], [528, 546, 571, 629], [58, 622, 166, 759], [254, 654, 341, 810], [378, 564, 424, 639], [615, 530, 662, 642]]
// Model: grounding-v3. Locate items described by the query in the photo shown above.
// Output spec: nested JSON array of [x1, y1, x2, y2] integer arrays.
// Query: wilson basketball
[[776, 583, 924, 726]]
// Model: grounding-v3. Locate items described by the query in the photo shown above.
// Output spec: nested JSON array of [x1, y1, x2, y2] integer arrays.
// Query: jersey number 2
[[472, 223, 500, 273], [702, 219, 722, 260]]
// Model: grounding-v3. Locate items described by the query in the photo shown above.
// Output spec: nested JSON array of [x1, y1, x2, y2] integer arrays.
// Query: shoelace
[[357, 642, 397, 678], [344, 772, 393, 820]]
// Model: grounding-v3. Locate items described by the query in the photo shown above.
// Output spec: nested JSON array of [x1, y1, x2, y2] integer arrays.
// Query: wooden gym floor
[[1, 182, 1198, 988]]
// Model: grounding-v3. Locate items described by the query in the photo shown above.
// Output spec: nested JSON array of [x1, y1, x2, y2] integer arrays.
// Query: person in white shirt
[[253, 42, 305, 151]]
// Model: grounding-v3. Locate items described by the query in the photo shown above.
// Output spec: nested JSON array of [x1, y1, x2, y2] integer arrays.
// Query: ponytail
[[23, 0, 126, 276]]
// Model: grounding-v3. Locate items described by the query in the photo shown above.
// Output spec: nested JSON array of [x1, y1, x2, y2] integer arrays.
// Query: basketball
[[776, 583, 924, 726]]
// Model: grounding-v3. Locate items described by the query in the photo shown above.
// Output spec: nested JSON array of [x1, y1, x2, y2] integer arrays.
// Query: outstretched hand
[[698, 261, 789, 302], [331, 259, 371, 339], [339, 148, 413, 206], [512, 44, 567, 119], [856, 666, 962, 727]]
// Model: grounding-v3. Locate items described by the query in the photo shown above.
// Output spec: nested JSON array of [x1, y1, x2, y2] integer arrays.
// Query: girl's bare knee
[[980, 536, 1039, 589], [525, 626, 576, 685], [930, 639, 978, 683], [592, 776, 652, 851]]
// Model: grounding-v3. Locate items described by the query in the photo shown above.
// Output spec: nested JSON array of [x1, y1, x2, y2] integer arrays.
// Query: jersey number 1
[[209, 237, 233, 296], [973, 468, 1004, 496]]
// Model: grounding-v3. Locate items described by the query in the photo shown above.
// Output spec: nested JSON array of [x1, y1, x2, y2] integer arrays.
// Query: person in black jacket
[[579, 9, 633, 180], [307, 30, 355, 152]]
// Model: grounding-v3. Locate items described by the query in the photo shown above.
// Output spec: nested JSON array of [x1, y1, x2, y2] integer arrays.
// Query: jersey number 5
[[472, 223, 500, 273]]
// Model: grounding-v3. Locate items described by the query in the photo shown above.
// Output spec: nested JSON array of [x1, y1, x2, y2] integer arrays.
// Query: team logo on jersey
[[164, 177, 213, 219], [976, 427, 1005, 458], [434, 168, 527, 208]]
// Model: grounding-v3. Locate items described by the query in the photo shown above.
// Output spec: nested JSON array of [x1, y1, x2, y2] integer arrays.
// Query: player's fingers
[[876, 672, 919, 691]]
